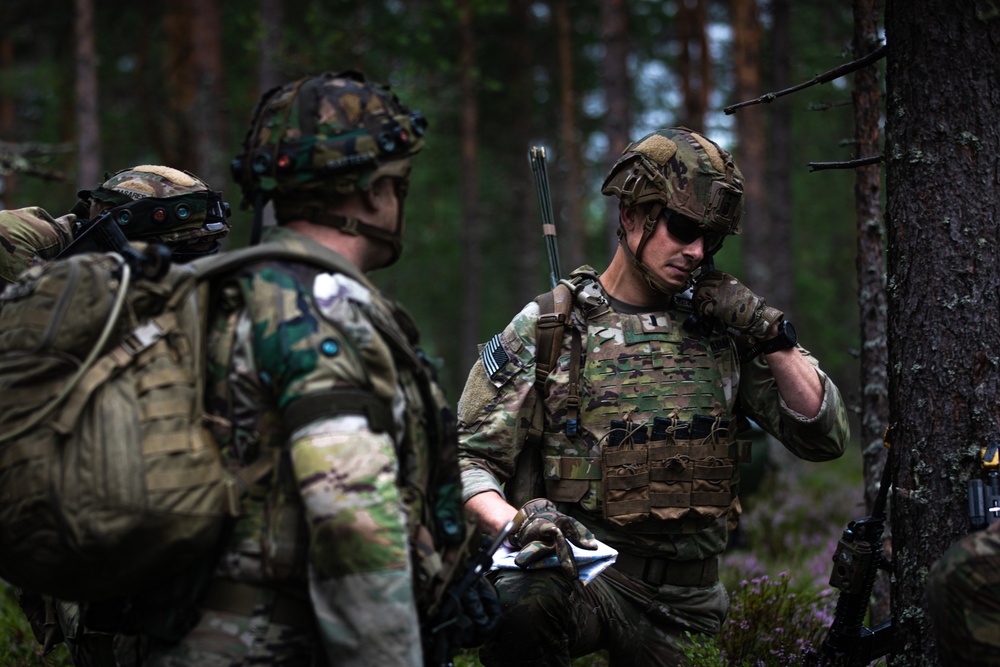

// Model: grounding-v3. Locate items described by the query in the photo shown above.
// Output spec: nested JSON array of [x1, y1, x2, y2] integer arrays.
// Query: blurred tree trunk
[[192, 0, 227, 189], [764, 0, 795, 314], [851, 0, 889, 625], [458, 0, 482, 373], [163, 0, 197, 169], [730, 0, 776, 305], [74, 0, 101, 191], [510, 0, 541, 307], [884, 1, 1000, 663], [554, 0, 584, 273], [0, 34, 16, 206], [677, 0, 709, 130], [258, 0, 284, 91], [601, 0, 631, 259]]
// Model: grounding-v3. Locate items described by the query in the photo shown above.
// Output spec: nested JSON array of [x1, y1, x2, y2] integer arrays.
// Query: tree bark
[[601, 0, 632, 259], [163, 0, 197, 170], [884, 2, 1000, 663], [74, 0, 101, 191], [458, 0, 482, 374]]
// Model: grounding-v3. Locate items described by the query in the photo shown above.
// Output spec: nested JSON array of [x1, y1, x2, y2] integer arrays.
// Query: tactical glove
[[510, 498, 599, 579], [693, 271, 783, 341]]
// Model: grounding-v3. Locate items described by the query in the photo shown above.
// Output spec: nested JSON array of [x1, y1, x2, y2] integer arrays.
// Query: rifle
[[427, 520, 514, 667], [529, 146, 562, 288], [806, 443, 893, 666]]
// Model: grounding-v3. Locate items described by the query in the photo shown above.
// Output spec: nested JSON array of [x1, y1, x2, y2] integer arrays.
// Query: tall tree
[[509, 0, 542, 307], [258, 0, 284, 91], [458, 0, 482, 373], [600, 0, 631, 258], [162, 0, 198, 170], [74, 0, 100, 191], [884, 1, 1000, 663], [763, 0, 795, 314], [192, 0, 227, 189], [730, 0, 776, 305], [852, 0, 889, 625], [554, 0, 585, 272], [676, 0, 710, 130]]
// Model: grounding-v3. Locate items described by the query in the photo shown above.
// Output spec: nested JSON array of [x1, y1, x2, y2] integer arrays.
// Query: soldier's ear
[[620, 204, 643, 234]]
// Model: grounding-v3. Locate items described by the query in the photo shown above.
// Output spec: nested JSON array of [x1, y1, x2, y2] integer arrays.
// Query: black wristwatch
[[741, 319, 798, 362]]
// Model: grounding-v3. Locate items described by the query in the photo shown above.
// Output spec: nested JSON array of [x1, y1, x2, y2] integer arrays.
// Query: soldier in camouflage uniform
[[0, 165, 230, 284], [4, 166, 231, 667], [457, 127, 850, 666], [142, 70, 495, 667], [928, 520, 1000, 666]]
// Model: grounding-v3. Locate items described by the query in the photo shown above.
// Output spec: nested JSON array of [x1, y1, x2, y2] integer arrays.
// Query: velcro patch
[[482, 333, 509, 379]]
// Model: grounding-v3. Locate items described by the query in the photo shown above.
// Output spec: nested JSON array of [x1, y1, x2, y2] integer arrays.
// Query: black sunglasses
[[664, 211, 721, 249]]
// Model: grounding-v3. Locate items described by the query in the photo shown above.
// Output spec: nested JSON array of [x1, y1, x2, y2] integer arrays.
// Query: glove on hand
[[693, 271, 783, 340], [510, 498, 598, 579], [450, 577, 503, 649]]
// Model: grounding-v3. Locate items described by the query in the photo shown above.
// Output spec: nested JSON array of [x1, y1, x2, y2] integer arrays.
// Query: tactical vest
[[531, 269, 750, 531]]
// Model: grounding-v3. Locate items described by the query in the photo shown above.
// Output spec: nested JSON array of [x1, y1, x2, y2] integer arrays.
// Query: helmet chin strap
[[305, 205, 404, 269], [617, 203, 676, 295]]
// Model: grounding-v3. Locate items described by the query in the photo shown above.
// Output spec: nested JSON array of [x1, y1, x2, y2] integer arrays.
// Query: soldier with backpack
[[456, 127, 850, 665], [132, 70, 497, 666]]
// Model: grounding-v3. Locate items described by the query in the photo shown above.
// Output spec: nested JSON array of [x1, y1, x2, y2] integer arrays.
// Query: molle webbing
[[533, 283, 581, 429]]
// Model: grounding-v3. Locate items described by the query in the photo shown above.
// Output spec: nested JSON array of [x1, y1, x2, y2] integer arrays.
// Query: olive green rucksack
[[0, 241, 365, 601]]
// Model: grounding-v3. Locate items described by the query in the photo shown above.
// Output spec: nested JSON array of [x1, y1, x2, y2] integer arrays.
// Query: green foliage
[[0, 583, 71, 667]]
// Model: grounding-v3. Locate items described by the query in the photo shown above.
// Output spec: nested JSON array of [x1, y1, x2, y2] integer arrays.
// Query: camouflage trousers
[[928, 525, 1000, 667], [479, 565, 728, 667]]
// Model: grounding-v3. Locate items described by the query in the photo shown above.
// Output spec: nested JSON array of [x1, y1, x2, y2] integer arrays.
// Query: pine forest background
[[5, 1, 999, 666]]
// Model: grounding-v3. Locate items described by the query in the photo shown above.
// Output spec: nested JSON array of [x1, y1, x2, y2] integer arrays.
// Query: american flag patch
[[482, 333, 509, 378]]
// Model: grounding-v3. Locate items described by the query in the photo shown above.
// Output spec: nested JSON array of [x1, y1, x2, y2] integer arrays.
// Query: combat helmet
[[601, 127, 743, 292], [79, 165, 231, 261], [231, 70, 427, 255]]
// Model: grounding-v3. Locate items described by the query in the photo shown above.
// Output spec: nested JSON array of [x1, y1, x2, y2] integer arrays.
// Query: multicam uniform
[[928, 524, 1000, 666], [0, 207, 75, 283], [145, 227, 466, 667], [458, 267, 849, 665]]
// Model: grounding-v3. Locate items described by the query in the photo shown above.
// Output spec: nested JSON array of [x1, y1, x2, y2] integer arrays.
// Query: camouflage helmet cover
[[601, 127, 744, 241], [80, 165, 231, 248], [231, 69, 427, 210]]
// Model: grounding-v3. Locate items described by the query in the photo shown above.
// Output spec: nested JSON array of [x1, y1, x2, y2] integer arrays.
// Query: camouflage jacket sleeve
[[237, 261, 422, 666], [457, 300, 541, 503], [736, 345, 850, 461], [0, 207, 75, 283]]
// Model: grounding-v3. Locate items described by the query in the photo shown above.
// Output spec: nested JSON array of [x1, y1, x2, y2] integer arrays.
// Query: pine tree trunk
[[554, 0, 585, 273], [458, 0, 482, 373], [74, 0, 101, 191], [764, 0, 795, 313], [601, 0, 631, 260], [852, 0, 890, 626], [884, 2, 1000, 663], [192, 0, 227, 190]]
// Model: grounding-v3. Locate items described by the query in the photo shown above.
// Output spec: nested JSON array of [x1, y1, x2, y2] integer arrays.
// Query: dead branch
[[724, 44, 886, 115], [807, 155, 883, 172]]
